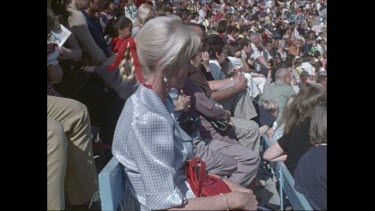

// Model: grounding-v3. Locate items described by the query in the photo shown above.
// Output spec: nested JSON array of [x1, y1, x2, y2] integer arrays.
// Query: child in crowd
[[111, 16, 133, 53]]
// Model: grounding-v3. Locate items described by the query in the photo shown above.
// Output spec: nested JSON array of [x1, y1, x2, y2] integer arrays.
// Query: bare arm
[[210, 86, 241, 102], [210, 73, 247, 102], [257, 55, 271, 70], [207, 78, 232, 91], [269, 154, 287, 162], [169, 191, 252, 210], [263, 141, 286, 161]]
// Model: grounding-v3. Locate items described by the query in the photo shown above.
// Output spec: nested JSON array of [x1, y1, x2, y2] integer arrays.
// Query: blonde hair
[[115, 15, 201, 82], [309, 103, 327, 145], [283, 83, 326, 135], [261, 100, 279, 114], [134, 3, 154, 28]]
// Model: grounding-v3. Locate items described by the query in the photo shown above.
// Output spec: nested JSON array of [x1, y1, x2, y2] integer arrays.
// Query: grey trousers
[[199, 116, 261, 154], [47, 96, 98, 210], [194, 138, 260, 187], [230, 117, 261, 154], [217, 80, 258, 121]]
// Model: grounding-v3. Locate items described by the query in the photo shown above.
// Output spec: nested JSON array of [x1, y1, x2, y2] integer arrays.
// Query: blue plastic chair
[[98, 157, 125, 211], [99, 157, 272, 210], [262, 134, 313, 210]]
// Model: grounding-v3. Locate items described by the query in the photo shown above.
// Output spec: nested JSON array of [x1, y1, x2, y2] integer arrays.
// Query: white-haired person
[[132, 3, 154, 37], [111, 16, 257, 210]]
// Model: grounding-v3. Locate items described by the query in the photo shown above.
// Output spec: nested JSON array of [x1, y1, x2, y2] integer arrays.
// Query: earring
[[163, 77, 168, 83]]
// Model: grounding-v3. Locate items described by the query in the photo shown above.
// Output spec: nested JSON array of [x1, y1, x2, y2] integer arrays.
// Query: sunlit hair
[[283, 83, 326, 135], [261, 100, 279, 114], [134, 3, 154, 28], [309, 102, 327, 145], [115, 15, 201, 81]]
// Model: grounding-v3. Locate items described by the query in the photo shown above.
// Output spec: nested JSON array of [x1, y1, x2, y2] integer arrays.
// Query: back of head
[[300, 70, 310, 81], [249, 32, 260, 43], [115, 16, 133, 30], [275, 68, 289, 81], [134, 15, 202, 77], [316, 71, 327, 81], [136, 3, 154, 27], [303, 55, 312, 63], [309, 102, 327, 145], [238, 38, 250, 49], [284, 83, 326, 134], [217, 20, 228, 34], [207, 34, 225, 59], [227, 42, 241, 57]]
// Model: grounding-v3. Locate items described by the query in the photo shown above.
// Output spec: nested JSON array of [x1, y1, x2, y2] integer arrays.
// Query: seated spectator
[[48, 5, 126, 145], [124, 0, 137, 22], [111, 16, 133, 53], [294, 102, 327, 210], [112, 15, 258, 210], [263, 83, 326, 174], [316, 71, 327, 87], [47, 96, 98, 210], [170, 87, 260, 188], [81, 0, 112, 57], [208, 34, 227, 80], [186, 56, 261, 153], [99, 0, 116, 31], [259, 68, 295, 125], [253, 100, 279, 136], [296, 70, 310, 89], [301, 55, 316, 81], [132, 3, 155, 37], [189, 25, 260, 152]]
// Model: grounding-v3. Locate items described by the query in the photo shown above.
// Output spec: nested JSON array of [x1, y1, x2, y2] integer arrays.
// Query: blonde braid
[[118, 42, 136, 81]]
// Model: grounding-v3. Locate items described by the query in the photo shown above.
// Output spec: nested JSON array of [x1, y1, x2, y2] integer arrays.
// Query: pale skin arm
[[263, 141, 286, 161], [210, 86, 241, 102], [257, 55, 271, 70], [269, 154, 287, 162], [210, 73, 247, 102], [207, 78, 232, 91]]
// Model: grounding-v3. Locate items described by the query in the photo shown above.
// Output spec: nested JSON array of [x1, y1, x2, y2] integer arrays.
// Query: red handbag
[[185, 157, 231, 197]]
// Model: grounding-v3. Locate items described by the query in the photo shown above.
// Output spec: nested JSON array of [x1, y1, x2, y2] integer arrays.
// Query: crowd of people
[[47, 0, 327, 210]]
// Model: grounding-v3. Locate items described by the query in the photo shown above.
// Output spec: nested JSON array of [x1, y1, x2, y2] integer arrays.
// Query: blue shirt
[[81, 10, 111, 57]]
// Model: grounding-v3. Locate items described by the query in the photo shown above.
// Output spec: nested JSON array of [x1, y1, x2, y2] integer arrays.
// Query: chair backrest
[[99, 152, 272, 211], [262, 134, 313, 211], [98, 157, 125, 211]]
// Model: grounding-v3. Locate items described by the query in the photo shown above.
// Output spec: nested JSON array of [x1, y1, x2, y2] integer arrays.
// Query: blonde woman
[[111, 16, 258, 211], [132, 3, 154, 37]]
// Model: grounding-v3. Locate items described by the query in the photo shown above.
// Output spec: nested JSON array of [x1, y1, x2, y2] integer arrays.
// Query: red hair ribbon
[[108, 37, 152, 89]]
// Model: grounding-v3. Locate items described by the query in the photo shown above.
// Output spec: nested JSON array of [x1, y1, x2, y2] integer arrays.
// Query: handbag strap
[[188, 157, 206, 196]]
